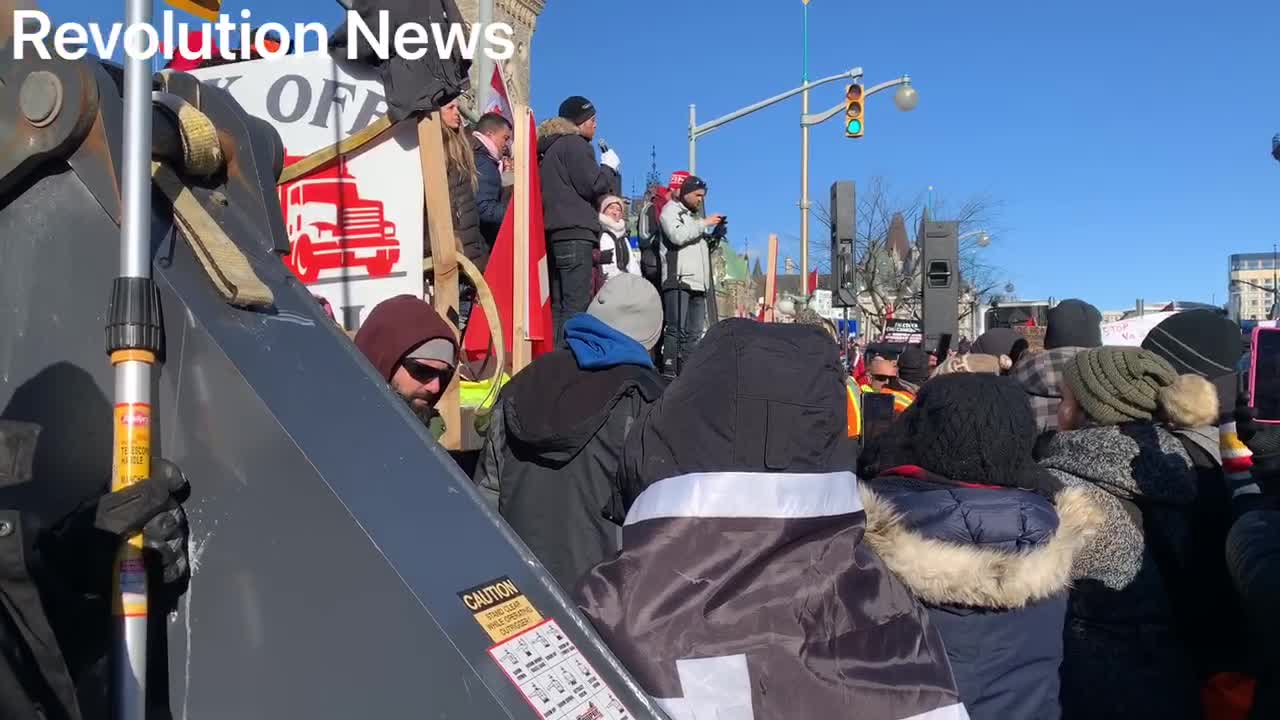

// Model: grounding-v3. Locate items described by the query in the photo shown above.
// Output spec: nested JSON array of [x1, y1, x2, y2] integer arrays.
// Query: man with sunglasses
[[354, 295, 458, 440], [847, 354, 916, 441]]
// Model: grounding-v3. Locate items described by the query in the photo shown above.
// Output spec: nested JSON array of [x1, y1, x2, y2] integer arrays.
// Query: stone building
[[453, 0, 546, 110]]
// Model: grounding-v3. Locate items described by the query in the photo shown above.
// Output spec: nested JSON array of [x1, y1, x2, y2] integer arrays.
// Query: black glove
[[43, 458, 191, 609], [1235, 392, 1258, 444]]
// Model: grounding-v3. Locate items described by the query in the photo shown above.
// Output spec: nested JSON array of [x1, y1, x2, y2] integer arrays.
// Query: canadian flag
[[481, 63, 514, 124], [462, 112, 553, 362]]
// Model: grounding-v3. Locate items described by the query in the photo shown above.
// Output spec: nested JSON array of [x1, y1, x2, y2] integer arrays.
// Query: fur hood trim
[[538, 116, 581, 140], [861, 485, 1104, 609]]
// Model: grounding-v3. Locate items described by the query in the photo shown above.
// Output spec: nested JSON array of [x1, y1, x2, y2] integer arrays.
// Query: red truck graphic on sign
[[277, 153, 400, 283]]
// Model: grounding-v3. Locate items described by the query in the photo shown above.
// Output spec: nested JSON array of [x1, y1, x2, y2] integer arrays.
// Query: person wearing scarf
[[597, 195, 639, 280]]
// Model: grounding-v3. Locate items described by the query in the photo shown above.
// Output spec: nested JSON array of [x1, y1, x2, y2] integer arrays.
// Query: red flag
[[808, 268, 819, 297], [463, 113, 552, 362]]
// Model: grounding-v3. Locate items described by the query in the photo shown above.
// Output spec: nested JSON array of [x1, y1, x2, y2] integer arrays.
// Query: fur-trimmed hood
[[861, 483, 1104, 609], [537, 116, 583, 154]]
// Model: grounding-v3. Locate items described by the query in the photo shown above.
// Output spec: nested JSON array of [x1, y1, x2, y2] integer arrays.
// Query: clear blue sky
[[38, 0, 1280, 310]]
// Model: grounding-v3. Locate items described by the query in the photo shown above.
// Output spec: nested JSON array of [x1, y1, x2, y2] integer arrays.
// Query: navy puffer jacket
[[862, 469, 1103, 720]]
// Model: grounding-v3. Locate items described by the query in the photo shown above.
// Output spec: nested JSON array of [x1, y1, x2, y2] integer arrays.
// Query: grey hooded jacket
[[658, 198, 712, 293]]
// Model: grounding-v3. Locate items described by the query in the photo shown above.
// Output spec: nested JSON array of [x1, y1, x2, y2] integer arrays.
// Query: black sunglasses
[[404, 360, 454, 386]]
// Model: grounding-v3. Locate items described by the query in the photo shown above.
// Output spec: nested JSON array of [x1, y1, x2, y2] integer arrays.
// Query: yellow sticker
[[459, 576, 544, 643], [113, 403, 151, 489]]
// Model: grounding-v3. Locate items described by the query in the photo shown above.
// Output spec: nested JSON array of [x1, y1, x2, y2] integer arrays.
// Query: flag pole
[[511, 104, 531, 372], [110, 0, 163, 716]]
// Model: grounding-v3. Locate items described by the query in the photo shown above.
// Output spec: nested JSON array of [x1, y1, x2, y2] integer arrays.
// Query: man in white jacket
[[658, 175, 723, 378]]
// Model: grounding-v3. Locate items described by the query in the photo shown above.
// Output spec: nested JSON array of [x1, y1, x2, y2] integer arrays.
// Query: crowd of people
[[346, 282, 1280, 718], [318, 120, 1280, 717], [7, 87, 1279, 720]]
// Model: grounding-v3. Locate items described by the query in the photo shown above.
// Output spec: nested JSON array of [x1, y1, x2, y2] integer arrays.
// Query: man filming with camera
[[659, 174, 725, 378]]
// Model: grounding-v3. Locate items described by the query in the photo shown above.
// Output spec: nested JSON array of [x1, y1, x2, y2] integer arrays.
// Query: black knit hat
[[558, 96, 596, 125], [901, 373, 1060, 494], [897, 345, 930, 385], [1045, 299, 1103, 349], [679, 175, 707, 198], [1141, 310, 1242, 380]]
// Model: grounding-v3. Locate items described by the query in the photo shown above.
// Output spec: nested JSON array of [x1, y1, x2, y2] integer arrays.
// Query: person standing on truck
[[471, 112, 513, 251], [538, 96, 622, 345], [657, 175, 722, 378], [436, 97, 488, 331]]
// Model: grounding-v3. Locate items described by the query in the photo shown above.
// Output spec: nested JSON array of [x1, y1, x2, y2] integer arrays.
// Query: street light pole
[[687, 67, 865, 177], [800, 0, 811, 294], [687, 103, 699, 175], [797, 74, 917, 299]]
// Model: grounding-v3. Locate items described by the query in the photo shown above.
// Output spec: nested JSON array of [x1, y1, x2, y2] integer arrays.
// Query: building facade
[[454, 0, 546, 111], [1229, 253, 1278, 322]]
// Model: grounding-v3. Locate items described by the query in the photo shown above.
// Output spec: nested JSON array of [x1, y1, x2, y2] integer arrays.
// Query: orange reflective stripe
[[846, 383, 861, 437]]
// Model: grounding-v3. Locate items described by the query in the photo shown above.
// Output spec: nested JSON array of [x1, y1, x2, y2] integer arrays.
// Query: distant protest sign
[[883, 319, 923, 344], [191, 52, 424, 331], [1101, 312, 1178, 347]]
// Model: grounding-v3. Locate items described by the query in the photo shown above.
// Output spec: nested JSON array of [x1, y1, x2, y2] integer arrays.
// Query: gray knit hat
[[1064, 346, 1218, 428], [587, 274, 663, 351]]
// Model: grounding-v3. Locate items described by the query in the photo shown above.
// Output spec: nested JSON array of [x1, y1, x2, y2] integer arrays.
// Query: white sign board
[[191, 51, 424, 330], [1101, 312, 1178, 347]]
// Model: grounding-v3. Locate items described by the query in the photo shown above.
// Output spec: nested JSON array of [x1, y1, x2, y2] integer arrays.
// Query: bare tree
[[812, 178, 1008, 337]]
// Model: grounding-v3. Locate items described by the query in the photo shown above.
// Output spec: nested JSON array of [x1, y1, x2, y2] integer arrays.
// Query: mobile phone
[[862, 392, 897, 441], [1250, 326, 1280, 424], [935, 334, 953, 361]]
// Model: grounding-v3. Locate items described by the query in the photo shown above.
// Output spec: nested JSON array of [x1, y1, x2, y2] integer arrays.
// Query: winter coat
[[862, 471, 1101, 720], [1226, 509, 1280, 720], [329, 0, 471, 123], [574, 319, 967, 720], [658, 197, 712, 292], [536, 117, 620, 245], [1038, 423, 1226, 720], [598, 211, 639, 280], [446, 158, 488, 273], [471, 134, 506, 250], [0, 511, 83, 720], [473, 349, 664, 591]]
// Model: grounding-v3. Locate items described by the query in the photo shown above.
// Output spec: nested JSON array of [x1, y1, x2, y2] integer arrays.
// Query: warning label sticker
[[489, 619, 631, 720], [459, 576, 544, 643]]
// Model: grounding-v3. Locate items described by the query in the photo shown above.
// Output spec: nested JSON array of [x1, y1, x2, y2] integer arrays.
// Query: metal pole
[[688, 104, 697, 174], [112, 0, 158, 717], [475, 0, 494, 113], [800, 0, 810, 296]]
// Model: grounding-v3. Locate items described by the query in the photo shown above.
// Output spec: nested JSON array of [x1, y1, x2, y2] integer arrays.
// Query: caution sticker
[[488, 619, 631, 720], [459, 576, 544, 643]]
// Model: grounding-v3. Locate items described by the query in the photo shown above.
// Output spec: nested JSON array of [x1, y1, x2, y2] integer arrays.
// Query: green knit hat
[[1063, 347, 1179, 425]]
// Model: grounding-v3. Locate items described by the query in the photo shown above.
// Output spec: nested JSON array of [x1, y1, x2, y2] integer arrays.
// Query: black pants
[[550, 239, 596, 347], [662, 288, 706, 377]]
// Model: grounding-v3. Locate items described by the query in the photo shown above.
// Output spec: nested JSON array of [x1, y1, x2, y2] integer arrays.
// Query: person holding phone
[[657, 175, 723, 378]]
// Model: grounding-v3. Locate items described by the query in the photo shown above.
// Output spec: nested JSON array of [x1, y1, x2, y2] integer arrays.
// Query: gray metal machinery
[[0, 37, 666, 720], [919, 214, 960, 353]]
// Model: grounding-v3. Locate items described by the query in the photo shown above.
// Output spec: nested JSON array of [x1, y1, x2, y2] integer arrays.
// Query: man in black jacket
[[0, 419, 190, 720], [471, 112, 512, 251], [537, 96, 622, 345], [473, 274, 663, 590]]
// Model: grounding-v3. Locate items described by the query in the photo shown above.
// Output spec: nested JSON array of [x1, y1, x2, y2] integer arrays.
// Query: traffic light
[[844, 83, 865, 138]]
